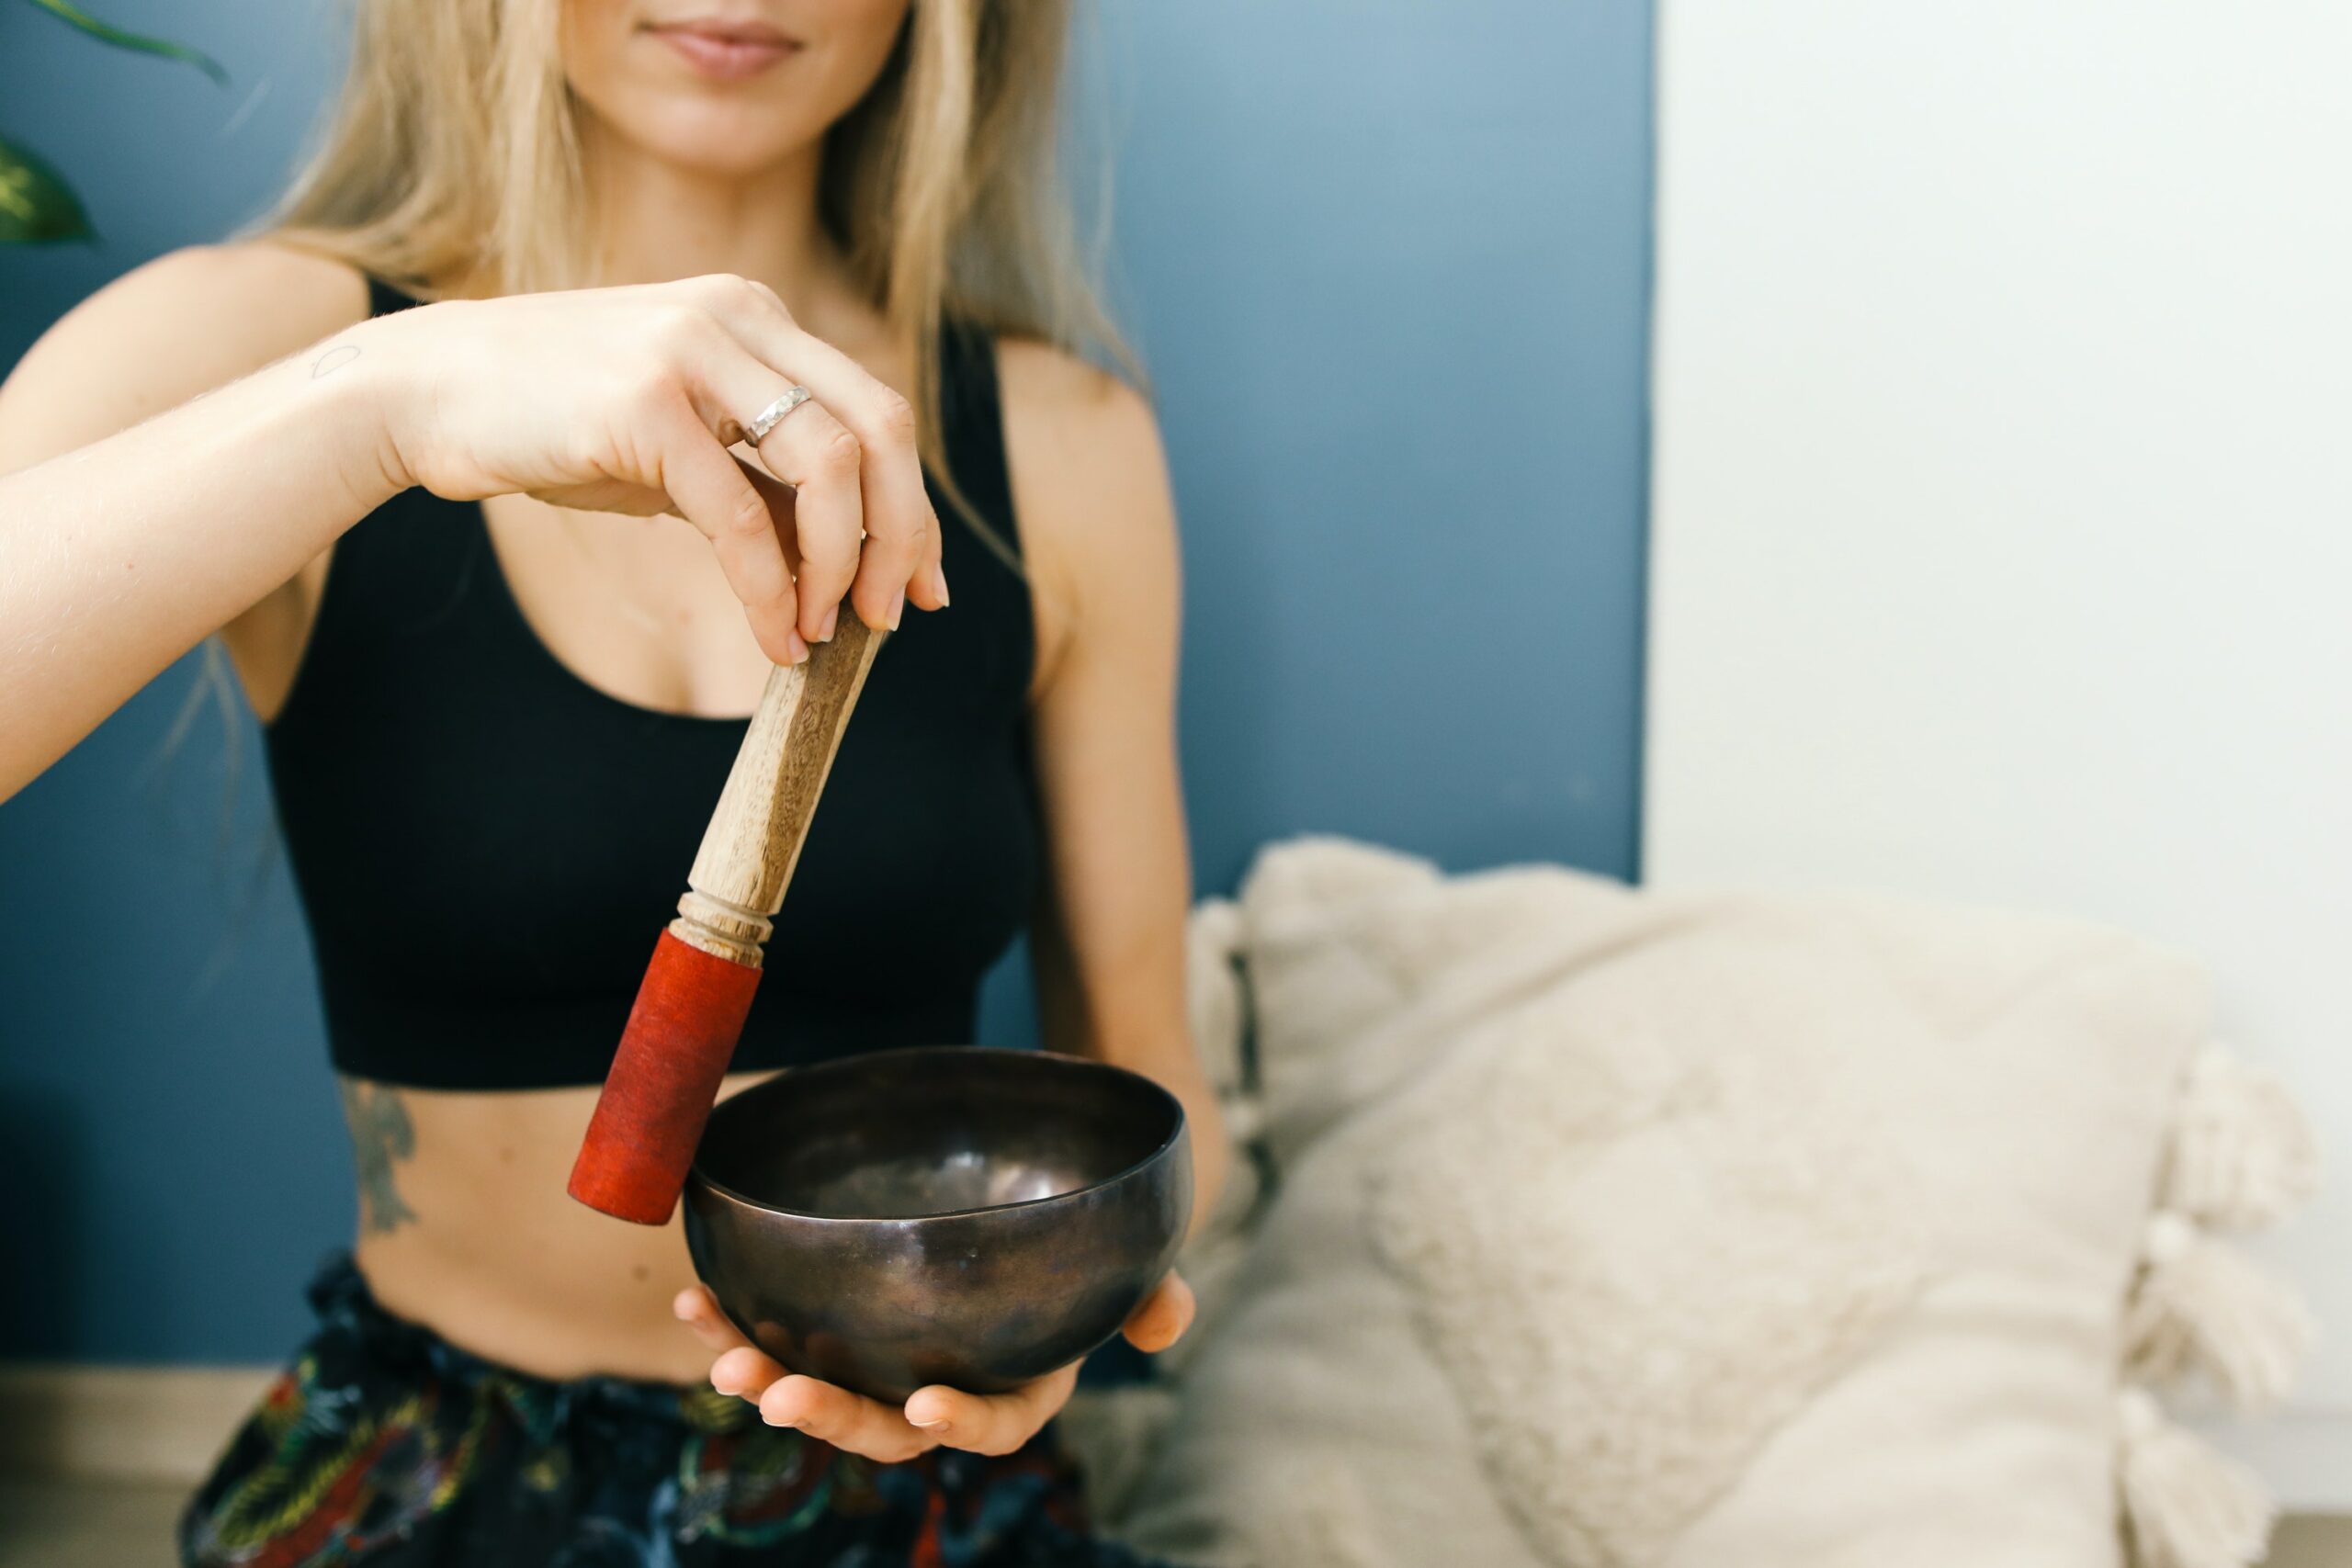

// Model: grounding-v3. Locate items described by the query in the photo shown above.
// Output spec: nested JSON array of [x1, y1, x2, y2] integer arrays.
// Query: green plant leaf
[[0, 134, 96, 243], [21, 0, 229, 85]]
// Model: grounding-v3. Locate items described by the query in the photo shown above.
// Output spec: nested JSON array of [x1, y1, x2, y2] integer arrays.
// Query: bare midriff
[[344, 1069, 776, 1385]]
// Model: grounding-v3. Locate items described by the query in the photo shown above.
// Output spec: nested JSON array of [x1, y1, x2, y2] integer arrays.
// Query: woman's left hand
[[673, 1274, 1196, 1463]]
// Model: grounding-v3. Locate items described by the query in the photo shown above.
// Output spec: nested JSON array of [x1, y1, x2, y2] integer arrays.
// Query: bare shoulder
[[993, 335, 1166, 489], [0, 242, 371, 471], [992, 335, 1176, 604]]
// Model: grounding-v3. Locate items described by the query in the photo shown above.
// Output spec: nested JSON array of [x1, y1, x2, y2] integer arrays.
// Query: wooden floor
[[4, 1476, 2346, 1566], [1, 1479, 187, 1568]]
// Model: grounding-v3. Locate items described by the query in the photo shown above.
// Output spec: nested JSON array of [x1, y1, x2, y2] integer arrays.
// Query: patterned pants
[[180, 1257, 1160, 1568]]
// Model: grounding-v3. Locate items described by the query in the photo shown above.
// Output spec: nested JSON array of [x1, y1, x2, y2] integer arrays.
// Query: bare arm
[[1005, 341, 1231, 1232], [0, 247, 392, 796], [0, 252, 949, 804]]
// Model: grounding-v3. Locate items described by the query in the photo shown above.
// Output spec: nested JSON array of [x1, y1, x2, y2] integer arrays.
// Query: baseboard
[[0, 1363, 272, 1484], [5, 1359, 2347, 1517]]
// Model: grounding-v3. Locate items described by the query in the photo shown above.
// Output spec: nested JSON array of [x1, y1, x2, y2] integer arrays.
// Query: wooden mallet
[[569, 622, 885, 1224]]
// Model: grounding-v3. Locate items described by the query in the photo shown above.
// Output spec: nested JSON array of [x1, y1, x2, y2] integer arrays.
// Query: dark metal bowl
[[684, 1045, 1192, 1404]]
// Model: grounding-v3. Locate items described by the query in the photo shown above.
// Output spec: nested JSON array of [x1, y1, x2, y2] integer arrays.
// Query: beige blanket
[[1073, 836, 2289, 1568]]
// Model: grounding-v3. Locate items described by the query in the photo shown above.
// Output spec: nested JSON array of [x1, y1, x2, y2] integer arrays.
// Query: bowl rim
[[686, 1043, 1190, 1226]]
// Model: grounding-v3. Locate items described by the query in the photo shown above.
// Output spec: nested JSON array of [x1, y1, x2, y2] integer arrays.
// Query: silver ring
[[743, 385, 813, 444]]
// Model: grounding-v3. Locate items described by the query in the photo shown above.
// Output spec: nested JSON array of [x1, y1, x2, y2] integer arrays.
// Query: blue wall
[[0, 0, 1652, 1362]]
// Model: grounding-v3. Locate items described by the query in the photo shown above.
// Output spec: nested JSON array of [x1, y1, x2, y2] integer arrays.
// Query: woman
[[0, 0, 1226, 1562]]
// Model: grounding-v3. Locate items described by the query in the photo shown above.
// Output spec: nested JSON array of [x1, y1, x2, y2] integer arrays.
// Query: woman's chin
[[591, 107, 824, 183]]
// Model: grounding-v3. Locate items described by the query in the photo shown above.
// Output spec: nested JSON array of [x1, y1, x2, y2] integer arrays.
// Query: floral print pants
[[180, 1257, 1159, 1568]]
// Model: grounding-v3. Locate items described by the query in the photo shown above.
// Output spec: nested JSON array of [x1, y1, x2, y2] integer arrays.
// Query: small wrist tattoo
[[311, 344, 363, 380]]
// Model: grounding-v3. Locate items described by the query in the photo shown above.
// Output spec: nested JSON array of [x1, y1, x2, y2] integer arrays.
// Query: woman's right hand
[[354, 273, 947, 665], [673, 1275, 1197, 1466]]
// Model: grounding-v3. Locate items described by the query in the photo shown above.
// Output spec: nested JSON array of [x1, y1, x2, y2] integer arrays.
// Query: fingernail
[[786, 630, 810, 665], [910, 1417, 948, 1432], [888, 588, 905, 631], [818, 604, 838, 643], [929, 563, 951, 608]]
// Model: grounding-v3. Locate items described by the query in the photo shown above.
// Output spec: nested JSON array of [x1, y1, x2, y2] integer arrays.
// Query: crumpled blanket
[[1069, 835, 2273, 1568]]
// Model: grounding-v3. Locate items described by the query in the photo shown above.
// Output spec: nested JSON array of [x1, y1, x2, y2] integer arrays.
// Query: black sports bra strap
[[935, 321, 1021, 561], [366, 276, 425, 320]]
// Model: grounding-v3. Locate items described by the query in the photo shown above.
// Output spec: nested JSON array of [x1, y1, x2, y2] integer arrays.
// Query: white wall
[[1645, 1, 2352, 1506]]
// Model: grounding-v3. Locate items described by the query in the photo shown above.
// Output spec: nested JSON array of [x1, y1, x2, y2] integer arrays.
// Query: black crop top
[[265, 278, 1040, 1089]]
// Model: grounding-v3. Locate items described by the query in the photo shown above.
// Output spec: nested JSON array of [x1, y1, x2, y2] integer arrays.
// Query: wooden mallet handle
[[569, 621, 885, 1224]]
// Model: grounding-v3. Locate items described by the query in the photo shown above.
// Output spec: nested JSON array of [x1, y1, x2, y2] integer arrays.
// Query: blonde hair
[[267, 0, 1131, 509]]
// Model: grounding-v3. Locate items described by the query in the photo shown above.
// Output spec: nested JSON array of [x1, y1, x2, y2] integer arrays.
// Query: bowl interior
[[696, 1046, 1184, 1221]]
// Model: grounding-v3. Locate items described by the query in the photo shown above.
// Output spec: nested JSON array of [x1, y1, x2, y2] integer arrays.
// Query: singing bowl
[[684, 1045, 1193, 1404]]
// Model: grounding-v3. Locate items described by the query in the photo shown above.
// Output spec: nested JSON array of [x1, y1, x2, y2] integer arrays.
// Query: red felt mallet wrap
[[568, 620, 884, 1225], [568, 931, 763, 1224]]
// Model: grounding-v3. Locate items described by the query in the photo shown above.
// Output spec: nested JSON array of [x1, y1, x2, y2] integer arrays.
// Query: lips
[[643, 17, 801, 82]]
